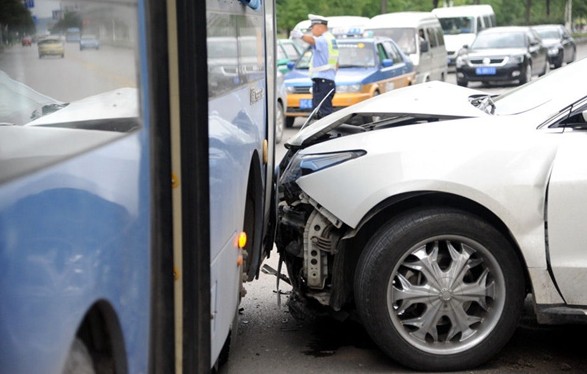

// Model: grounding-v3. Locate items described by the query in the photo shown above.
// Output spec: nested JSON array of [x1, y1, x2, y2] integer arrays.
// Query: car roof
[[531, 24, 563, 30], [367, 11, 440, 28], [479, 26, 530, 34], [431, 4, 494, 17], [337, 37, 389, 44]]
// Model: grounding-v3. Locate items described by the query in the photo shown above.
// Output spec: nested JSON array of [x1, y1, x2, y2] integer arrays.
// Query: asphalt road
[[221, 46, 587, 374]]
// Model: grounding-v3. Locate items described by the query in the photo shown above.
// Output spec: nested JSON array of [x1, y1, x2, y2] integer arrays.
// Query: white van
[[365, 12, 448, 84], [432, 4, 496, 70]]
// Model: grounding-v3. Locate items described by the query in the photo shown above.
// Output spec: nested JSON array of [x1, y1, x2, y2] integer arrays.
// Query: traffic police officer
[[291, 14, 339, 119]]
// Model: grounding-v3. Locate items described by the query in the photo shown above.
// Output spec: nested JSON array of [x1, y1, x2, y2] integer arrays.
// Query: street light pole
[[565, 0, 572, 31]]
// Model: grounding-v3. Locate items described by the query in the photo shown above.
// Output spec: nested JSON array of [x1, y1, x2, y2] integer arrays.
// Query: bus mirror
[[382, 59, 393, 67]]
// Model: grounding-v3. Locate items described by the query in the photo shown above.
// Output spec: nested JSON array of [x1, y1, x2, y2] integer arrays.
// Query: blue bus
[[0, 0, 275, 372]]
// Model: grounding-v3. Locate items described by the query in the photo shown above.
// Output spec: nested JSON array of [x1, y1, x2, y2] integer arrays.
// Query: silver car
[[276, 57, 587, 371]]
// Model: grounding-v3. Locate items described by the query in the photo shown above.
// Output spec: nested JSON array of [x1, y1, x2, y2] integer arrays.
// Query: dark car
[[532, 24, 576, 68], [455, 26, 549, 87]]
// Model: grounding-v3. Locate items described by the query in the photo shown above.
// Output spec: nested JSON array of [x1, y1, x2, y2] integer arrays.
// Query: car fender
[[295, 117, 559, 270]]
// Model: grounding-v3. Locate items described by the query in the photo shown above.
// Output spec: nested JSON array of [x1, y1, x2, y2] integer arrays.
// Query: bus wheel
[[63, 338, 96, 374]]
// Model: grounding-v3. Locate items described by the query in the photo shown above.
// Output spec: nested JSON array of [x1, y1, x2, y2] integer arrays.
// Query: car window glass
[[367, 28, 416, 55], [383, 41, 402, 64], [338, 42, 376, 68], [376, 43, 389, 62], [0, 0, 141, 184], [426, 28, 438, 48], [281, 43, 299, 59]]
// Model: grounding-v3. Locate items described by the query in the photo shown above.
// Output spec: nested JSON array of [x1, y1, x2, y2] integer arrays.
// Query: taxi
[[283, 37, 415, 126]]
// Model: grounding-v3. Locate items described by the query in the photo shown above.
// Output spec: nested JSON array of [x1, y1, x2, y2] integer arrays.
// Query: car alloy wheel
[[354, 207, 525, 371]]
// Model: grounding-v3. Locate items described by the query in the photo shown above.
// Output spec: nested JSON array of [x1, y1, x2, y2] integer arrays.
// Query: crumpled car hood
[[286, 81, 489, 147]]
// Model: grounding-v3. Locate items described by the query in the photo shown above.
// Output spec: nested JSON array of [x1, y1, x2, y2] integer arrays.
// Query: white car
[[275, 57, 587, 371]]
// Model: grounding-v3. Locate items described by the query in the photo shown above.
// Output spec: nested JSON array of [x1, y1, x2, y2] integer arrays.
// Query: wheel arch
[[342, 191, 531, 295], [75, 300, 128, 374], [242, 150, 265, 281]]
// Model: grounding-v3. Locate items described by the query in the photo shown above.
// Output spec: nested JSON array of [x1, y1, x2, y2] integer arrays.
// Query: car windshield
[[39, 38, 60, 45], [471, 32, 526, 49], [438, 16, 475, 35], [295, 41, 376, 69], [279, 41, 300, 60], [367, 28, 416, 54], [535, 29, 559, 39]]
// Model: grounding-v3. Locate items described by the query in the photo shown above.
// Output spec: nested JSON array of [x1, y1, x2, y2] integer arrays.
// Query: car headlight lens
[[279, 150, 366, 200], [510, 55, 524, 64], [456, 56, 467, 68], [548, 46, 560, 56], [286, 86, 297, 94], [336, 84, 362, 93]]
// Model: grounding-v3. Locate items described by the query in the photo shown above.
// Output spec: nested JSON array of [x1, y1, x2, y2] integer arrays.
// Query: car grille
[[469, 57, 507, 66], [291, 86, 311, 94]]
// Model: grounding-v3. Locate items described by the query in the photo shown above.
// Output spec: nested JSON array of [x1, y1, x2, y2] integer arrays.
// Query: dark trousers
[[312, 78, 335, 119]]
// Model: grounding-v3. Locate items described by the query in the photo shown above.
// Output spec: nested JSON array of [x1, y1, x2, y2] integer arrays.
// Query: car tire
[[568, 48, 576, 64], [519, 61, 531, 85], [285, 116, 295, 129], [275, 101, 284, 144], [62, 338, 96, 374], [540, 59, 550, 76], [554, 55, 563, 69], [456, 78, 468, 87], [354, 207, 525, 372]]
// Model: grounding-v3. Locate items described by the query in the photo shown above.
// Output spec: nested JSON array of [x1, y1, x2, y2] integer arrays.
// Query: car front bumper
[[457, 62, 525, 82]]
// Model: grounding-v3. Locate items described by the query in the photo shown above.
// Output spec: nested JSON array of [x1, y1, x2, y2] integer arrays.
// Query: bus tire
[[63, 338, 96, 374]]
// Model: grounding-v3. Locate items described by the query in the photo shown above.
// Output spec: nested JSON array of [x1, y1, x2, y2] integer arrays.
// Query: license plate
[[299, 99, 312, 110], [476, 67, 496, 75]]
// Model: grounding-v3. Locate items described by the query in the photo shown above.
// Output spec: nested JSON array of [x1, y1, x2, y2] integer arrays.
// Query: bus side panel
[[206, 0, 268, 364], [0, 133, 151, 374]]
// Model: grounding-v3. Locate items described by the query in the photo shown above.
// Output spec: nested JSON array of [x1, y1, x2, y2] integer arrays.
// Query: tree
[[0, 0, 35, 38]]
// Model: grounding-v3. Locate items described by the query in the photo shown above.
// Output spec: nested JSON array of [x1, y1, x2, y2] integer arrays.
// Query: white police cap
[[309, 14, 328, 26]]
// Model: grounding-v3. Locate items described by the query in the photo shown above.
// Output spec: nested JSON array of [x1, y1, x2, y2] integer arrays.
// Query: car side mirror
[[382, 59, 393, 67], [287, 61, 295, 70]]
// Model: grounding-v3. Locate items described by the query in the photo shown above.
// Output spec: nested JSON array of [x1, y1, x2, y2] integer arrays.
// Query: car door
[[560, 27, 575, 62], [528, 30, 547, 73], [380, 41, 412, 90], [546, 98, 587, 305]]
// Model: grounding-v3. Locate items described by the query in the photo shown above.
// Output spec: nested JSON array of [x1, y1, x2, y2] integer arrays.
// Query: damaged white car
[[275, 57, 587, 371]]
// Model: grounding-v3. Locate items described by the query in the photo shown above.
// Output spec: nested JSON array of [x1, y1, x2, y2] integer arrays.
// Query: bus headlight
[[336, 84, 362, 93]]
